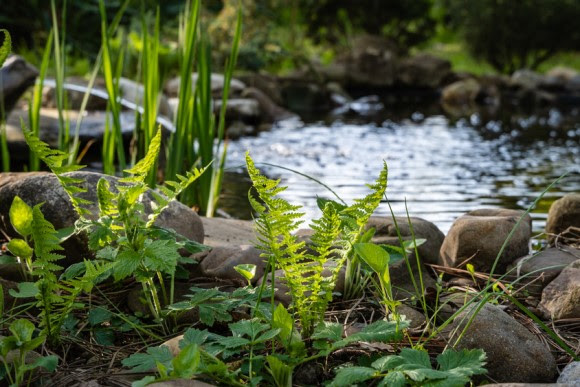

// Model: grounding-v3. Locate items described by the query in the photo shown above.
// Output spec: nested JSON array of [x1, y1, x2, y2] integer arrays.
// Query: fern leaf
[[31, 204, 64, 281], [22, 124, 91, 216], [121, 128, 162, 184], [97, 178, 118, 217]]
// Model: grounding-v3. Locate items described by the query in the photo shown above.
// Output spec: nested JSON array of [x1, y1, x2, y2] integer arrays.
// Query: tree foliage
[[447, 0, 580, 73]]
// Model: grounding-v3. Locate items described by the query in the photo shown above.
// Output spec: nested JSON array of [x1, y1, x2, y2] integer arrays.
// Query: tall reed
[[167, 0, 242, 216]]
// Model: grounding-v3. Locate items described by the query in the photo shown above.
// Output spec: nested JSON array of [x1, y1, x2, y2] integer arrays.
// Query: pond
[[223, 104, 580, 235]]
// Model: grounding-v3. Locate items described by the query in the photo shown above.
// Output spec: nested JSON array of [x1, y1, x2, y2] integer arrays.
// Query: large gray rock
[[448, 303, 557, 383], [42, 77, 174, 120], [511, 247, 580, 289], [199, 245, 265, 284], [0, 172, 204, 266], [241, 87, 296, 122], [200, 217, 256, 248], [539, 260, 580, 320], [558, 361, 580, 385], [164, 73, 246, 99], [213, 98, 260, 123], [545, 194, 580, 244], [366, 216, 445, 264], [0, 55, 38, 113], [396, 54, 451, 88], [441, 78, 481, 107], [439, 209, 532, 273]]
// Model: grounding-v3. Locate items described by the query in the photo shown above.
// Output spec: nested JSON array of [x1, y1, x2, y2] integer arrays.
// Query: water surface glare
[[226, 115, 580, 234]]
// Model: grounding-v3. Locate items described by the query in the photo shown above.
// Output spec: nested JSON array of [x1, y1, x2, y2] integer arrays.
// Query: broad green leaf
[[372, 355, 406, 372], [398, 348, 431, 369], [22, 336, 45, 352], [143, 239, 180, 274], [312, 322, 343, 342], [354, 243, 390, 282], [340, 319, 406, 347], [272, 304, 305, 355], [6, 238, 33, 260], [234, 263, 257, 282], [229, 318, 269, 339], [0, 29, 11, 67], [379, 371, 406, 387], [402, 238, 426, 251], [436, 348, 487, 376], [172, 343, 200, 378], [22, 354, 58, 373], [181, 328, 210, 348], [132, 375, 156, 387], [10, 319, 35, 343], [113, 249, 141, 281], [330, 366, 376, 387], [267, 355, 293, 387], [9, 196, 33, 236], [88, 307, 113, 326], [9, 282, 39, 298], [93, 328, 115, 346], [122, 346, 173, 372], [404, 368, 448, 382], [254, 328, 281, 344]]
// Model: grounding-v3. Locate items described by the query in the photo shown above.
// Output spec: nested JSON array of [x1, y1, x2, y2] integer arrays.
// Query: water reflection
[[224, 112, 579, 234]]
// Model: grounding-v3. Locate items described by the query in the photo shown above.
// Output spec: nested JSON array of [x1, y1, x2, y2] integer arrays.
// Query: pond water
[[224, 105, 580, 235]]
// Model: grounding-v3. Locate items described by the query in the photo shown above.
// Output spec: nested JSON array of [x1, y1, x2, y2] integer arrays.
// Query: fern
[[247, 154, 388, 337], [23, 124, 92, 216]]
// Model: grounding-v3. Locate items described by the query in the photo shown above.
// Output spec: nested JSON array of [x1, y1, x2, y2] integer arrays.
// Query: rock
[[0, 262, 25, 282], [545, 194, 580, 244], [241, 87, 296, 122], [225, 121, 256, 139], [439, 209, 532, 273], [510, 247, 580, 290], [161, 335, 184, 356], [447, 303, 557, 383], [237, 72, 284, 105], [42, 77, 174, 120], [199, 245, 265, 284], [0, 172, 204, 266], [511, 69, 545, 90], [441, 78, 481, 107], [0, 55, 38, 113], [280, 80, 331, 113], [213, 98, 260, 123], [558, 361, 580, 384], [5, 108, 174, 164], [396, 304, 425, 329], [539, 260, 580, 319], [396, 54, 452, 89], [164, 73, 246, 99], [546, 67, 579, 83], [366, 216, 445, 264], [200, 217, 256, 248], [330, 34, 399, 88]]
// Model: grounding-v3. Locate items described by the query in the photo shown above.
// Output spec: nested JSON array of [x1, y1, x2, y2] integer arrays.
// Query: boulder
[[241, 87, 296, 122], [213, 98, 260, 123], [326, 34, 399, 88], [511, 69, 545, 90], [510, 247, 580, 289], [441, 78, 481, 107], [200, 217, 256, 248], [199, 245, 265, 284], [225, 121, 257, 140], [366, 216, 445, 264], [280, 80, 331, 113], [0, 172, 204, 266], [0, 55, 38, 113], [42, 77, 174, 120], [447, 303, 557, 383], [164, 73, 246, 99], [237, 72, 284, 105], [558, 361, 580, 385], [396, 54, 452, 89], [545, 194, 580, 244], [539, 260, 580, 320], [439, 209, 532, 273], [546, 67, 579, 83]]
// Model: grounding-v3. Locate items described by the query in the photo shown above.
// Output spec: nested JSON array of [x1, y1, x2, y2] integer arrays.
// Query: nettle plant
[[21, 127, 208, 325]]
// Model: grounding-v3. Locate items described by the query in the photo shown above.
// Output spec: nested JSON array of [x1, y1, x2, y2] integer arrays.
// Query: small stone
[[558, 361, 580, 384], [439, 209, 532, 273], [396, 305, 425, 329], [539, 260, 580, 320], [200, 217, 256, 248], [510, 247, 580, 290]]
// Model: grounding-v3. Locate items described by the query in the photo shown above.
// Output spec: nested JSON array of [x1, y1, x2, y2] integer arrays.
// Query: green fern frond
[[97, 178, 118, 217], [31, 204, 64, 282], [22, 124, 91, 216], [121, 128, 162, 184], [146, 166, 206, 228]]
